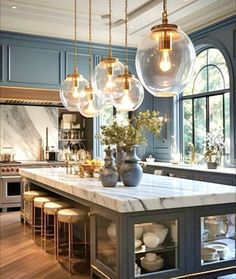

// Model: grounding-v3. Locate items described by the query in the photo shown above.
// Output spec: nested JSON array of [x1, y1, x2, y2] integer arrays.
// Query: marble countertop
[[19, 168, 236, 213], [141, 161, 236, 175]]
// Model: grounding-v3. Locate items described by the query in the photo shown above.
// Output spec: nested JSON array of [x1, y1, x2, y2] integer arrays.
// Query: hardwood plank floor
[[0, 211, 90, 279]]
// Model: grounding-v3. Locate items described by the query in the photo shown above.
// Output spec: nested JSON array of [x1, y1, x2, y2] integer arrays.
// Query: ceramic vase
[[100, 146, 118, 187], [120, 145, 143, 187], [115, 146, 125, 181]]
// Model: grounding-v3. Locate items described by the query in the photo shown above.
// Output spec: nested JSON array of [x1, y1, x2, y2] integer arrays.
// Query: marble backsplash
[[0, 105, 58, 160]]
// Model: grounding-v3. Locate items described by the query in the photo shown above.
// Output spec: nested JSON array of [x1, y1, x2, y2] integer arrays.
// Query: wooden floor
[[0, 211, 90, 279]]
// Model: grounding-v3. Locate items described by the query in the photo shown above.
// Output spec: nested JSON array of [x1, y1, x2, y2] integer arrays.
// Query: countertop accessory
[[146, 155, 155, 163]]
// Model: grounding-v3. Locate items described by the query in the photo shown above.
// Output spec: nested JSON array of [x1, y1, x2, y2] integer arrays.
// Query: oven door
[[0, 175, 21, 204]]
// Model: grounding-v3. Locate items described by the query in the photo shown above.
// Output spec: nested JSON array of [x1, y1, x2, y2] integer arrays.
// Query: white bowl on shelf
[[140, 254, 164, 272], [148, 224, 168, 245], [134, 224, 144, 239], [143, 232, 160, 248]]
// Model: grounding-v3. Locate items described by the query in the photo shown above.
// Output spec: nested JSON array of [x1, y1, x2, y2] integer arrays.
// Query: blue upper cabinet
[[65, 51, 89, 79], [8, 45, 61, 87]]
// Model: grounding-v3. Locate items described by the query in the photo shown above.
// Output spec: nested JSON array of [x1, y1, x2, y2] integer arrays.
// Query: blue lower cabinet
[[91, 204, 236, 279]]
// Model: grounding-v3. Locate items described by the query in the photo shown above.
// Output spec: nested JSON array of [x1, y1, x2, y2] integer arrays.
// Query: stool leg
[[54, 214, 57, 260], [32, 202, 35, 240], [68, 222, 71, 273], [23, 200, 26, 235], [44, 212, 47, 251], [84, 222, 87, 259], [40, 207, 43, 249], [57, 219, 59, 261]]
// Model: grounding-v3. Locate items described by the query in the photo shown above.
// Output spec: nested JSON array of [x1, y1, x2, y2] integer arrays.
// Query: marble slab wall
[[0, 105, 58, 160]]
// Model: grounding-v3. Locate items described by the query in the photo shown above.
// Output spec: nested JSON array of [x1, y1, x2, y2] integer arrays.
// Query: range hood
[[0, 86, 63, 107]]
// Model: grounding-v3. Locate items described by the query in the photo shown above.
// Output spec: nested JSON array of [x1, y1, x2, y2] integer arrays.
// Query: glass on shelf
[[201, 214, 235, 266], [96, 215, 117, 272], [134, 220, 178, 277]]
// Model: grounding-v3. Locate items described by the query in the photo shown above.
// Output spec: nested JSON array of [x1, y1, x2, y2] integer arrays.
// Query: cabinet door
[[154, 98, 174, 161], [8, 45, 61, 87], [128, 211, 185, 278], [194, 204, 236, 273], [91, 205, 120, 279]]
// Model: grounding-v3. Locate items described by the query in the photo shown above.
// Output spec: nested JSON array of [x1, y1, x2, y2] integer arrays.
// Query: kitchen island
[[20, 168, 236, 279]]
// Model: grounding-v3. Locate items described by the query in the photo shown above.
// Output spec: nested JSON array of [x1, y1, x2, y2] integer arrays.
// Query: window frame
[[178, 44, 234, 164]]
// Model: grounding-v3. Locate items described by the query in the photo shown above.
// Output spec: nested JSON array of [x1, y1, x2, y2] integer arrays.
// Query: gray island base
[[20, 168, 236, 279]]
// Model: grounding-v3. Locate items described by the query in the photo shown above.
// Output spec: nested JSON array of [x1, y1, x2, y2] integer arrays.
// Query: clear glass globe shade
[[112, 74, 144, 112], [60, 74, 89, 111], [79, 86, 103, 118], [136, 26, 196, 97], [92, 57, 125, 103]]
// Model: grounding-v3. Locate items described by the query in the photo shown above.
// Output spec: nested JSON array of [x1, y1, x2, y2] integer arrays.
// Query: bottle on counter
[[37, 139, 44, 161]]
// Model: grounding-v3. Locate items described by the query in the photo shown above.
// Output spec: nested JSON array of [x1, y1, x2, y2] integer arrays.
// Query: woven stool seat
[[34, 197, 58, 208], [57, 208, 88, 223], [24, 191, 48, 201], [44, 201, 70, 215]]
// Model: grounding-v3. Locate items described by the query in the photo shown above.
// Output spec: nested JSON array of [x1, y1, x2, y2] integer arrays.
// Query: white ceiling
[[1, 0, 235, 47]]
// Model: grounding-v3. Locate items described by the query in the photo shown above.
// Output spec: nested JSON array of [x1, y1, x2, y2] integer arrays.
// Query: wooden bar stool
[[57, 208, 89, 273], [33, 196, 58, 248], [43, 201, 70, 258], [23, 191, 48, 238]]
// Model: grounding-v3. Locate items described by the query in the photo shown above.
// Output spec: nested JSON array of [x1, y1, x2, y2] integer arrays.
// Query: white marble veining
[[0, 105, 58, 160], [20, 168, 236, 213]]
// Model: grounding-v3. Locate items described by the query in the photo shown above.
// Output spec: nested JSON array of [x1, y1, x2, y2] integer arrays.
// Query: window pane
[[193, 68, 208, 94], [116, 111, 129, 125], [209, 95, 223, 131], [194, 98, 206, 160], [224, 92, 230, 155], [100, 105, 114, 126], [208, 66, 224, 91], [183, 99, 192, 162], [208, 48, 229, 89]]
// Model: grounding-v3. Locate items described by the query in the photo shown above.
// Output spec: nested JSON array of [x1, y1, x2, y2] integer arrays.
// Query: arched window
[[180, 47, 230, 164]]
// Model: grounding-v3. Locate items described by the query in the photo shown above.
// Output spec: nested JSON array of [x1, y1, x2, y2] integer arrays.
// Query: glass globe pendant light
[[135, 0, 196, 97], [112, 0, 144, 112], [60, 0, 88, 111], [91, 0, 124, 104], [79, 0, 103, 118]]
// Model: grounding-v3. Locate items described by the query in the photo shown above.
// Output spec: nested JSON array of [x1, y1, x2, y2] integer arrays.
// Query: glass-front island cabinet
[[19, 168, 236, 279]]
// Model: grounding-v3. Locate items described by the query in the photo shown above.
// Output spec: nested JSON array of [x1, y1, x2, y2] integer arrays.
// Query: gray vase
[[100, 146, 118, 187], [120, 145, 143, 187], [115, 146, 126, 181]]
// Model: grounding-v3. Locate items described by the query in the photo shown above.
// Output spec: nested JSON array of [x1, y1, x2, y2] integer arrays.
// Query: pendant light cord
[[162, 0, 168, 24], [88, 0, 92, 82], [125, 0, 128, 67], [108, 0, 112, 57], [74, 0, 78, 71]]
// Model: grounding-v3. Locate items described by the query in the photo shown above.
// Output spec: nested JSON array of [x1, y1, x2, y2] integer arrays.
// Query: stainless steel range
[[0, 161, 21, 212]]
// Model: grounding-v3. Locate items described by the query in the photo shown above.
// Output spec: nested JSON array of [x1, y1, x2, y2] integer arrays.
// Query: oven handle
[[1, 175, 21, 179]]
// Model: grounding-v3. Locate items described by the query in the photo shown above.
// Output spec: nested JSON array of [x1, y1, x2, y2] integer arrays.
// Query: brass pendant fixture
[[60, 0, 88, 111], [112, 0, 144, 112], [91, 0, 124, 104], [136, 0, 196, 97], [79, 0, 103, 118]]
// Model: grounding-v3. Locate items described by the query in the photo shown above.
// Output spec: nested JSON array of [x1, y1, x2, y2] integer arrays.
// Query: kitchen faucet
[[188, 142, 196, 165]]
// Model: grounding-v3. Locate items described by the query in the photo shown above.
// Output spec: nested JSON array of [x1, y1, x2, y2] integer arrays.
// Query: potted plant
[[98, 110, 163, 186], [204, 129, 225, 169]]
